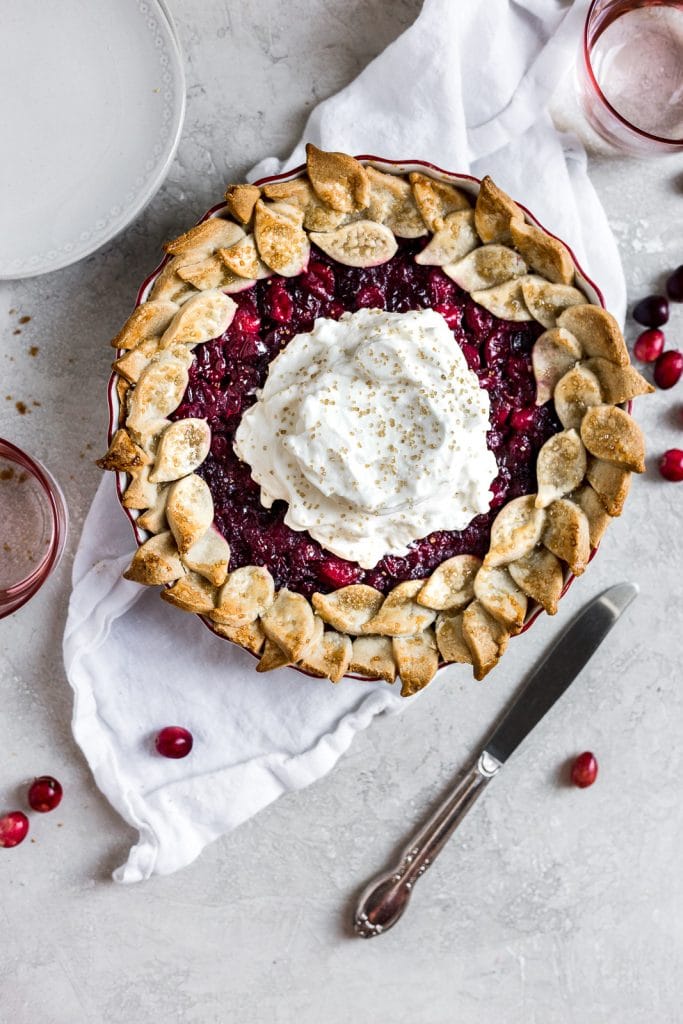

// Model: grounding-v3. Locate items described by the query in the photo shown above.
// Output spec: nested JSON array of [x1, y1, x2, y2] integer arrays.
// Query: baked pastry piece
[[99, 145, 651, 694]]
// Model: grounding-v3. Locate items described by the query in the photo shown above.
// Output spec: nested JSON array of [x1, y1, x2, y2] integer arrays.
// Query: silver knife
[[353, 582, 638, 938]]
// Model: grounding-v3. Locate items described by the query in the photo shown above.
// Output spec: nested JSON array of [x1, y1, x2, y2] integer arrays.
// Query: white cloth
[[63, 0, 624, 883]]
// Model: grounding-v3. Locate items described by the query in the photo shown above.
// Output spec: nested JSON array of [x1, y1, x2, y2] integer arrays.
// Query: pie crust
[[99, 145, 651, 695]]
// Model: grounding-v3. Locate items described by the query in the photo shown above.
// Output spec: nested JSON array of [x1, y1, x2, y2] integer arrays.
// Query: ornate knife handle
[[354, 750, 501, 938]]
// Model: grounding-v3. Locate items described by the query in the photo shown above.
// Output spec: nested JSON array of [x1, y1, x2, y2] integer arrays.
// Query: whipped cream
[[234, 307, 497, 568]]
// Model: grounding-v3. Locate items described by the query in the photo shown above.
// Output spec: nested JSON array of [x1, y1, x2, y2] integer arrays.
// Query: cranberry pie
[[99, 146, 651, 695]]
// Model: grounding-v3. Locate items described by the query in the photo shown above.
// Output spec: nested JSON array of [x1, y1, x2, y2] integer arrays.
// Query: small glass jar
[[577, 0, 683, 156], [0, 439, 68, 618]]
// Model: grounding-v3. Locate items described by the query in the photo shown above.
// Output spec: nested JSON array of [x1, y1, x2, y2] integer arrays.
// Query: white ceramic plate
[[0, 0, 185, 279]]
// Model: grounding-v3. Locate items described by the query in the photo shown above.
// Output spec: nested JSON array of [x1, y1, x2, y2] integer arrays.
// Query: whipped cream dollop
[[234, 307, 497, 568]]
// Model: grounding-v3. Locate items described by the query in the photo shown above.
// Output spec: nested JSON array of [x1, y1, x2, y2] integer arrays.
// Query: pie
[[98, 146, 651, 695]]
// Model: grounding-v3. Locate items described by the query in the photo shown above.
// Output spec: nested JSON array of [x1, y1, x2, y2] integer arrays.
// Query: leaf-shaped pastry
[[409, 172, 471, 232], [126, 347, 193, 433], [349, 636, 397, 683], [572, 484, 613, 548], [176, 255, 254, 292], [444, 244, 527, 291], [508, 548, 565, 615], [470, 278, 532, 321], [254, 200, 310, 276], [553, 363, 603, 430], [113, 336, 162, 385], [224, 183, 260, 224], [300, 629, 352, 683], [462, 601, 509, 680], [484, 495, 546, 568], [136, 485, 169, 535], [160, 289, 237, 349], [311, 585, 384, 633], [111, 300, 179, 351], [520, 276, 585, 328], [165, 217, 245, 260], [218, 234, 272, 280], [473, 565, 528, 631], [580, 405, 646, 472], [260, 589, 316, 661], [435, 612, 473, 664], [160, 572, 217, 614], [256, 638, 293, 672], [417, 554, 481, 611], [309, 220, 398, 268], [532, 326, 582, 405], [583, 357, 654, 405], [585, 458, 631, 516], [149, 419, 211, 483], [122, 465, 159, 510], [262, 178, 350, 232], [123, 531, 184, 586], [393, 630, 439, 697], [165, 474, 214, 554], [557, 305, 628, 366], [96, 429, 149, 473], [182, 527, 231, 587], [212, 565, 275, 626], [415, 210, 478, 266], [130, 417, 171, 458], [306, 144, 371, 212], [366, 166, 427, 238], [474, 177, 522, 243], [535, 429, 587, 508], [543, 499, 591, 575], [212, 618, 266, 656], [362, 580, 436, 637], [509, 218, 574, 285], [149, 256, 197, 305]]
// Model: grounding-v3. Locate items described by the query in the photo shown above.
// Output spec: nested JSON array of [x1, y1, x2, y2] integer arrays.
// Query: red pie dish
[[100, 147, 651, 694]]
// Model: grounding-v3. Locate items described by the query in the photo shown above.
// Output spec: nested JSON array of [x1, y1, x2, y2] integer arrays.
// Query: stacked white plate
[[0, 0, 185, 279]]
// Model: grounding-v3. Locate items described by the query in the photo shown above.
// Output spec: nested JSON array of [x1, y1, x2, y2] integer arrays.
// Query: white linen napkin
[[64, 0, 625, 882]]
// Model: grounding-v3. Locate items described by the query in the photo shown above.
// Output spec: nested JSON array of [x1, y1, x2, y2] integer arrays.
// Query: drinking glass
[[577, 0, 683, 155], [0, 439, 68, 618]]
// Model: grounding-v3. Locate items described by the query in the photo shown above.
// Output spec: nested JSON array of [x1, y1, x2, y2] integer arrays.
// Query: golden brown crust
[[580, 405, 646, 473], [160, 572, 217, 614], [557, 305, 629, 366], [543, 499, 591, 575], [349, 636, 397, 683], [96, 429, 149, 473], [305, 143, 370, 212], [509, 218, 574, 285], [462, 601, 509, 680], [507, 548, 564, 615], [111, 300, 179, 351], [224, 183, 261, 224], [583, 357, 654, 405], [394, 630, 439, 696], [409, 172, 470, 232], [474, 176, 522, 243], [123, 532, 185, 586], [585, 458, 632, 516], [434, 613, 472, 664]]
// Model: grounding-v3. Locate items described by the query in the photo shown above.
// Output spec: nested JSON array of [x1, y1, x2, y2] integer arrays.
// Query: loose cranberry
[[659, 449, 683, 482], [155, 726, 194, 759], [28, 776, 63, 813], [0, 811, 29, 848], [509, 407, 536, 432], [264, 280, 293, 323], [632, 294, 669, 327], [654, 350, 683, 389], [231, 306, 261, 334], [317, 557, 363, 588], [633, 328, 665, 363], [666, 265, 683, 302], [570, 752, 598, 788]]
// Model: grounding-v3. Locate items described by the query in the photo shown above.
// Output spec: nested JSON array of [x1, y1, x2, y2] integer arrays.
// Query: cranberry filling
[[171, 238, 560, 597]]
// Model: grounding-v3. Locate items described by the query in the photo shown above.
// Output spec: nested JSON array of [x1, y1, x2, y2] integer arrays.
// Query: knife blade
[[484, 581, 638, 764], [354, 582, 639, 937]]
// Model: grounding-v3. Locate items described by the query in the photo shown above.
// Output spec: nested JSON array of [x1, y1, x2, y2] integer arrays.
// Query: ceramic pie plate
[[0, 0, 185, 279], [106, 156, 618, 682]]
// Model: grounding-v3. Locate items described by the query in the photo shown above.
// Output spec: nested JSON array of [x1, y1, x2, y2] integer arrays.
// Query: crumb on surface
[[15, 401, 28, 415], [28, 345, 39, 357], [19, 315, 31, 325]]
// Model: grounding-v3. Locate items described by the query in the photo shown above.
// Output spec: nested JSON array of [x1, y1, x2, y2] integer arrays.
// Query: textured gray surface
[[1, 2, 682, 1022]]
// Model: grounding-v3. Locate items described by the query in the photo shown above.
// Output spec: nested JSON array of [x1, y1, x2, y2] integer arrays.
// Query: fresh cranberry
[[632, 294, 669, 327], [633, 328, 665, 363], [302, 263, 335, 300], [355, 286, 385, 310], [231, 306, 261, 334], [654, 350, 683, 389], [433, 304, 462, 329], [317, 557, 363, 588], [264, 280, 294, 323], [659, 449, 683, 482], [570, 751, 598, 788], [666, 266, 683, 302], [460, 343, 481, 371], [0, 811, 29, 848], [28, 776, 63, 813], [509, 407, 536, 432], [463, 301, 493, 337], [155, 726, 194, 759]]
